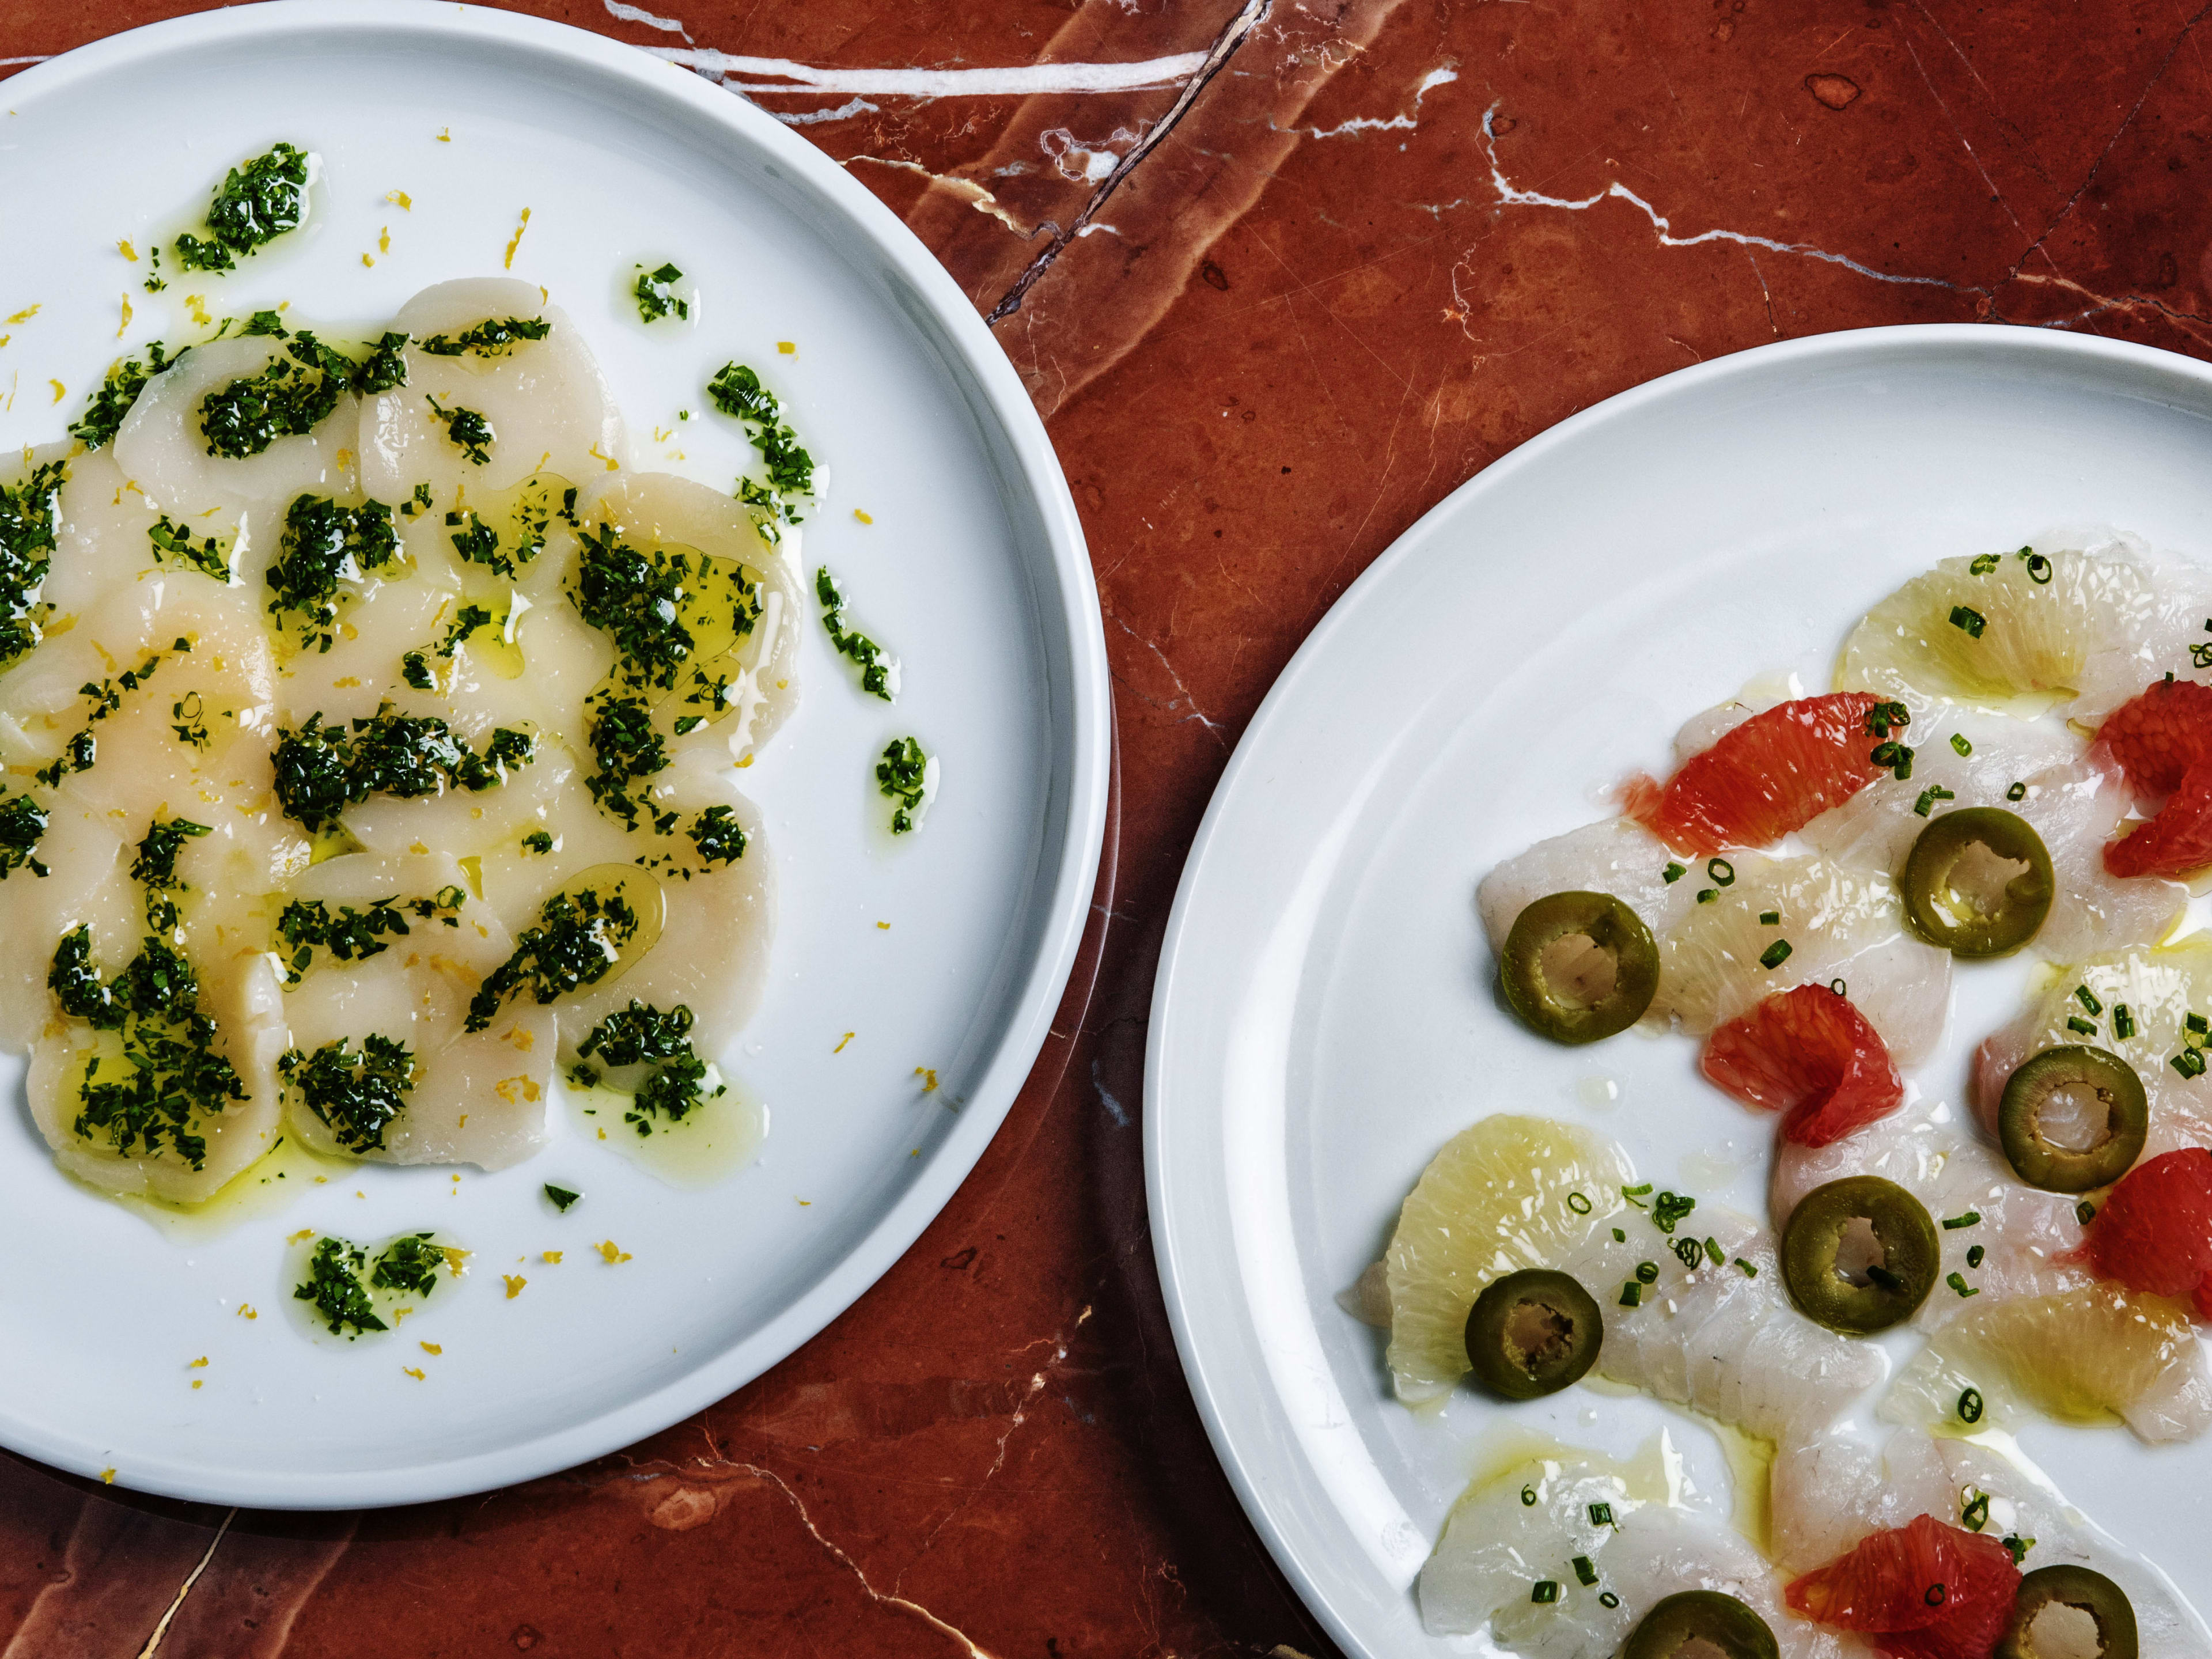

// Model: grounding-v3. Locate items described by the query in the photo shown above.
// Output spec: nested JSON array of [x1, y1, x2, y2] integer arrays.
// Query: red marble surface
[[4, 0, 2209, 1652]]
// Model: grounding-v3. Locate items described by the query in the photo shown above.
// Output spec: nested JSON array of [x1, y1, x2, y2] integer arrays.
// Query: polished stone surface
[[4, 0, 2208, 1651]]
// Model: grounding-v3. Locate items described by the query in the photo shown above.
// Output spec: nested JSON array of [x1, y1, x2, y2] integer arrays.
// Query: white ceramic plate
[[1147, 327, 2212, 1657], [0, 2, 1107, 1508]]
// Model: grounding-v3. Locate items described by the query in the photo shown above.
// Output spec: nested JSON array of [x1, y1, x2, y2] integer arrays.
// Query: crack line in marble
[[843, 156, 1047, 240], [1103, 611, 1227, 749], [775, 97, 881, 127], [1476, 101, 1970, 294], [646, 44, 1212, 98], [1893, 29, 2029, 246], [1269, 63, 1457, 139], [603, 0, 691, 43], [134, 1508, 235, 1659], [986, 0, 1277, 326]]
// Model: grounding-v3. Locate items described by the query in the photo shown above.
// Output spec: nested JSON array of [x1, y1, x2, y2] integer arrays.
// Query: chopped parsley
[[572, 524, 698, 690], [634, 263, 688, 323], [424, 395, 493, 465], [418, 316, 551, 357], [434, 601, 497, 657], [280, 1033, 414, 1152], [688, 805, 747, 866], [877, 736, 930, 834], [33, 729, 96, 789], [275, 890, 460, 984], [401, 651, 435, 690], [570, 999, 725, 1133], [582, 694, 670, 830], [354, 331, 411, 394], [445, 510, 510, 574], [370, 1232, 445, 1297], [0, 457, 65, 665], [199, 334, 365, 458], [544, 1183, 581, 1212], [271, 708, 535, 832], [294, 1236, 387, 1336], [465, 884, 643, 1031], [130, 816, 211, 892], [265, 494, 399, 650], [175, 142, 311, 272], [67, 343, 179, 449], [522, 829, 554, 854], [147, 515, 233, 582], [706, 362, 815, 533], [0, 788, 49, 879], [237, 309, 289, 338], [816, 566, 896, 700]]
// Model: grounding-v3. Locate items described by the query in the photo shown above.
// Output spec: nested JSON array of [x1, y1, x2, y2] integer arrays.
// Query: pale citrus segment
[[1836, 548, 2153, 710], [1880, 1283, 2212, 1442], [1384, 1115, 1634, 1404]]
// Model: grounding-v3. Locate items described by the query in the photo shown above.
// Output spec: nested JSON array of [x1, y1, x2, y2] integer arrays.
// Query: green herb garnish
[[466, 885, 642, 1032], [688, 804, 748, 866], [175, 142, 310, 271], [370, 1232, 445, 1297], [68, 345, 179, 450], [424, 395, 493, 465], [295, 1236, 386, 1336], [418, 316, 550, 357], [634, 263, 688, 323], [706, 361, 814, 532], [877, 736, 930, 834], [544, 1184, 581, 1212], [280, 1033, 414, 1152], [0, 457, 65, 665], [815, 566, 896, 700]]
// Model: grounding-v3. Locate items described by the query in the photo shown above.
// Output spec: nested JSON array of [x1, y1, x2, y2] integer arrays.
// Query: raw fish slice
[[1971, 940, 2212, 1164], [26, 948, 286, 1204], [112, 335, 357, 523], [575, 471, 805, 767], [1936, 1440, 2212, 1657], [1559, 1206, 1886, 1440], [1837, 544, 2159, 714], [1801, 715, 2181, 961], [1651, 855, 1950, 1067], [0, 801, 127, 1050], [279, 851, 552, 1169], [1417, 1447, 1651, 1647], [1771, 1103, 2090, 1328], [40, 450, 245, 618], [2075, 1148, 2212, 1316], [358, 279, 619, 499], [1624, 692, 1890, 855], [340, 736, 578, 872], [1770, 1429, 1956, 1575], [1475, 817, 1706, 956], [1785, 1512, 2020, 1659], [1381, 1114, 1636, 1404], [2075, 539, 2212, 722], [1701, 986, 1903, 1147], [1421, 1451, 1846, 1658], [1880, 1283, 2212, 1443]]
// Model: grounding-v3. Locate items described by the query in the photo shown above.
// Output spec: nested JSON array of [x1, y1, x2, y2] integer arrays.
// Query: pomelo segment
[[2078, 1147, 2212, 1317], [1701, 984, 1903, 1147], [1838, 548, 2154, 710], [1785, 1513, 2020, 1659], [1627, 691, 1890, 855], [1384, 1115, 1634, 1404]]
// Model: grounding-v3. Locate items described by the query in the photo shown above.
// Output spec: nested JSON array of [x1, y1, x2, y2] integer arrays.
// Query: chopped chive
[[2113, 1004, 2135, 1040], [1599, 1592, 1622, 1609], [2188, 1012, 2208, 1036], [1941, 1210, 1982, 1229], [1623, 1183, 1653, 1199], [2066, 1016, 2096, 1036], [1760, 940, 1793, 969], [1947, 1272, 1979, 1298], [1673, 1236, 1705, 1270], [1830, 977, 1848, 997], [1961, 1489, 1991, 1532], [1703, 1236, 1723, 1266], [1958, 1387, 1985, 1424], [2006, 781, 2027, 801], [1572, 1556, 1600, 1586], [1895, 749, 1914, 781], [1696, 888, 1717, 904], [1949, 604, 1987, 638], [1611, 1227, 1626, 1243], [1734, 1257, 1758, 1277], [1950, 733, 1972, 756], [1662, 861, 1686, 884], [2076, 1200, 2097, 1226], [1588, 1502, 1615, 1527], [1651, 1191, 1696, 1233], [2024, 552, 2052, 585], [1965, 1244, 1984, 1268], [1619, 1282, 1642, 1307], [1759, 910, 1781, 925], [1635, 1260, 1660, 1283], [2172, 1049, 2207, 1080], [1968, 553, 2000, 575], [1521, 1483, 1538, 1506], [1913, 785, 1955, 817], [2074, 985, 2103, 1016], [1531, 1581, 1560, 1605], [2001, 1535, 2035, 1565], [1707, 858, 1735, 887], [1567, 1190, 1593, 1214]]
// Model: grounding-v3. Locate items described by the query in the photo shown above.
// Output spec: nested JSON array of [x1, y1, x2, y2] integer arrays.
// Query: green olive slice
[[1999, 1046, 2147, 1193], [1623, 1591, 1781, 1659], [1902, 807, 2055, 959], [1781, 1176, 1940, 1334], [1500, 891, 1658, 1044], [1463, 1268, 1602, 1400], [1999, 1565, 2138, 1659]]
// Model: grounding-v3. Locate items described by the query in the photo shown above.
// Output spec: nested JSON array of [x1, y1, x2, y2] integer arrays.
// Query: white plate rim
[[2, 0, 1111, 1509], [1142, 324, 2212, 1658]]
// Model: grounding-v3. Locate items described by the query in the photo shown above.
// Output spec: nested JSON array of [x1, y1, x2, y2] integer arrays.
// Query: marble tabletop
[[2, 0, 2203, 1653]]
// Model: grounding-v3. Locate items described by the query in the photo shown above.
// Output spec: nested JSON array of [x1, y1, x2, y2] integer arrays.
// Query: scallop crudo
[[2, 279, 805, 1200]]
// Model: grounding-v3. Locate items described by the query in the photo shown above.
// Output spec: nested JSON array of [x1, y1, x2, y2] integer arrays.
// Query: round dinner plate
[[0, 3, 1108, 1507], [1146, 327, 2212, 1657]]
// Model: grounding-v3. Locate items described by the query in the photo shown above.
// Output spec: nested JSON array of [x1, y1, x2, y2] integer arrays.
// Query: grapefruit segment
[[1786, 1514, 2021, 1659], [2104, 759, 2212, 878], [1629, 692, 1892, 855], [2096, 677, 2212, 795], [2078, 1147, 2212, 1314], [1701, 984, 1904, 1147]]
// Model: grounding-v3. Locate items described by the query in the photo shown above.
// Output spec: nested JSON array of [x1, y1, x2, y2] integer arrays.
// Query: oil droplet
[[1576, 1075, 1620, 1109]]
